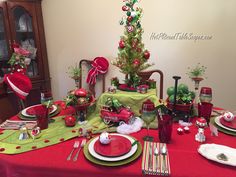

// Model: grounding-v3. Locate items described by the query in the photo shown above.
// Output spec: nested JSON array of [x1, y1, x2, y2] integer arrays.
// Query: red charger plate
[[220, 116, 236, 130], [94, 135, 132, 157]]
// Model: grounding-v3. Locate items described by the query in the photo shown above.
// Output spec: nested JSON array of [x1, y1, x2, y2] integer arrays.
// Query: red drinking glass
[[35, 105, 49, 130], [198, 102, 213, 125], [157, 114, 172, 143]]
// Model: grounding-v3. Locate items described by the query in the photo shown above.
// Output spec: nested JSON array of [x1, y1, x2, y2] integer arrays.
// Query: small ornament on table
[[195, 117, 208, 143], [78, 127, 93, 139], [64, 115, 77, 127], [99, 132, 111, 145], [19, 126, 30, 140], [183, 126, 190, 133], [209, 123, 218, 136], [222, 111, 234, 122], [30, 127, 41, 140], [137, 84, 149, 94], [177, 127, 184, 135]]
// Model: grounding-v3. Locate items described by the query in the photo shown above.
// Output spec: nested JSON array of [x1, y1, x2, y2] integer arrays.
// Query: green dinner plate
[[83, 136, 142, 166]]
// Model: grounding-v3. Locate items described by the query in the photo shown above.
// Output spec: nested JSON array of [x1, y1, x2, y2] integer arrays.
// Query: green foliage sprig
[[186, 63, 207, 79]]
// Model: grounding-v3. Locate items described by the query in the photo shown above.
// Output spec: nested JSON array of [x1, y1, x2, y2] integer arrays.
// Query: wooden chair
[[137, 69, 164, 99], [79, 59, 106, 97]]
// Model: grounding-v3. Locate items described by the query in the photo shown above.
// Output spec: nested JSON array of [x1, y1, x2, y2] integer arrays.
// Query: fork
[[67, 141, 79, 161], [73, 139, 86, 161]]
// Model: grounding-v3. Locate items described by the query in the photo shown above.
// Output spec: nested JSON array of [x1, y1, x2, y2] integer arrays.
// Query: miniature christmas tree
[[112, 0, 153, 88]]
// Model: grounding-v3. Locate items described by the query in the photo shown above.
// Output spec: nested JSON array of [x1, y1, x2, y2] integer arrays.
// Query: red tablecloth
[[0, 104, 236, 177]]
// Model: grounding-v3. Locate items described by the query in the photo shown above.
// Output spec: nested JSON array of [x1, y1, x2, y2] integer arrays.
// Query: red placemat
[[220, 116, 236, 130], [94, 135, 132, 157]]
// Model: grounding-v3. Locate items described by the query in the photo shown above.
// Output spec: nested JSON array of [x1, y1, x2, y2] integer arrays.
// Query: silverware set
[[67, 139, 86, 161], [142, 141, 170, 176]]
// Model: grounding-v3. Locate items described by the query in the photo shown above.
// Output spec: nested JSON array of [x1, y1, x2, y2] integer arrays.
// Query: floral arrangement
[[186, 63, 207, 79], [64, 88, 94, 107], [8, 42, 31, 74]]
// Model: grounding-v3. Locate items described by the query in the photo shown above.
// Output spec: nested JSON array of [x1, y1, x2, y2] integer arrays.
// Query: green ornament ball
[[126, 11, 131, 16]]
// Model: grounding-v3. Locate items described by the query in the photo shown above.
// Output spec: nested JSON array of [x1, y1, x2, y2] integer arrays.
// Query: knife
[[149, 142, 153, 171]]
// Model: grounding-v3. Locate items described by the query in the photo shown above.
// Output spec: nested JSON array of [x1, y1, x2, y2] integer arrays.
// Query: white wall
[[42, 0, 236, 110]]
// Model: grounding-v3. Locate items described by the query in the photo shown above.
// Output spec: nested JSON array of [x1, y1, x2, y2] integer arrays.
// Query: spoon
[[161, 144, 167, 174], [154, 146, 159, 172]]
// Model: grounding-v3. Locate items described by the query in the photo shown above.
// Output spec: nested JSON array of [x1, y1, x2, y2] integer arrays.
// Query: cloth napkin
[[142, 141, 171, 176]]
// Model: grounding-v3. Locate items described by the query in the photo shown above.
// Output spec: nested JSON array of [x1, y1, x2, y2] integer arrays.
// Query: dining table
[[0, 101, 236, 177]]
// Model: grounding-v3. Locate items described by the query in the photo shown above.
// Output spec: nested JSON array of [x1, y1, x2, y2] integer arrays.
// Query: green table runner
[[0, 89, 159, 154], [0, 116, 115, 154]]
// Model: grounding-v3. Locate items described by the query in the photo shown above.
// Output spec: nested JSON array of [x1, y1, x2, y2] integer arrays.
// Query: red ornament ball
[[74, 88, 87, 97], [122, 5, 129, 11], [127, 16, 133, 22], [144, 50, 150, 59], [133, 59, 140, 67], [127, 25, 134, 33], [65, 115, 77, 127], [119, 40, 125, 49]]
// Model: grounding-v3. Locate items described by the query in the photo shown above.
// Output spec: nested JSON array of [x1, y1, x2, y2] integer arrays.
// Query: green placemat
[[211, 117, 236, 136], [83, 136, 142, 166]]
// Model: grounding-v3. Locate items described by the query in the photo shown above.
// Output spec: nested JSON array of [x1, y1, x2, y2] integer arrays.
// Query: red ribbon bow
[[86, 57, 109, 85]]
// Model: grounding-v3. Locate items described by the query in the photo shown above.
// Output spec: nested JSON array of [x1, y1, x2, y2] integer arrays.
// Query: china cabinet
[[0, 0, 50, 122]]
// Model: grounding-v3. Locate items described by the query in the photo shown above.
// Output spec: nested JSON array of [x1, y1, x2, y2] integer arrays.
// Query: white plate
[[88, 133, 137, 162], [198, 144, 236, 166], [214, 116, 236, 133], [21, 104, 57, 118]]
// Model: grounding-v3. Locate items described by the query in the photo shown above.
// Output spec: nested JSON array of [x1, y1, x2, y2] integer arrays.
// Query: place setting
[[83, 132, 142, 166], [18, 104, 61, 121], [212, 111, 236, 136]]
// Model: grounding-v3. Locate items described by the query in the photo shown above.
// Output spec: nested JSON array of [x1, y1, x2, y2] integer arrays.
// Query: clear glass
[[141, 110, 156, 141], [13, 6, 38, 77]]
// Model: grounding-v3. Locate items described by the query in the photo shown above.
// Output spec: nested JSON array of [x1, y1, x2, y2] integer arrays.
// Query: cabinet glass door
[[0, 8, 10, 78], [12, 6, 38, 77]]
